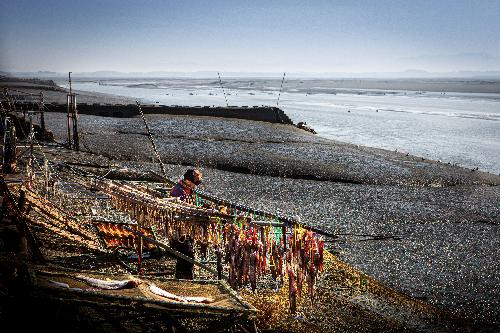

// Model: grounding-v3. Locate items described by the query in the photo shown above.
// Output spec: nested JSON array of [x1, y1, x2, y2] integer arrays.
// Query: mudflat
[[3, 79, 500, 331]]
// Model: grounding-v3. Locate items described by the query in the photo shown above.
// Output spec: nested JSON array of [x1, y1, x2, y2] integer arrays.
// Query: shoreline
[[14, 75, 500, 93], [4, 77, 499, 175]]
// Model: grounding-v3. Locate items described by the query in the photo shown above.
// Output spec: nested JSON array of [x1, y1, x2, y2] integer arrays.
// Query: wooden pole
[[69, 71, 73, 95], [28, 112, 35, 187], [72, 94, 79, 150], [39, 91, 45, 134], [137, 234, 143, 274], [0, 91, 6, 138], [44, 158, 49, 199], [66, 72, 73, 148], [66, 94, 72, 147], [282, 225, 287, 253], [2, 119, 16, 174]]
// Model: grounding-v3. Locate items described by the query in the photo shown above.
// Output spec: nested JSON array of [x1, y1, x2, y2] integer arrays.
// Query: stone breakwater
[[42, 103, 294, 124]]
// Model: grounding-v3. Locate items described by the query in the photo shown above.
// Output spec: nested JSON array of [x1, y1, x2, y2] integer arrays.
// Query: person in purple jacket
[[170, 169, 203, 204], [169, 169, 203, 279]]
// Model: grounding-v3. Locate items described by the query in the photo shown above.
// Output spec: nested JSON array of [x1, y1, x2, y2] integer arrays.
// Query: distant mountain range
[[2, 69, 500, 79]]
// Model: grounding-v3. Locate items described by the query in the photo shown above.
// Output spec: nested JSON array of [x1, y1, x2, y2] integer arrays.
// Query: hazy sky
[[1, 0, 499, 73]]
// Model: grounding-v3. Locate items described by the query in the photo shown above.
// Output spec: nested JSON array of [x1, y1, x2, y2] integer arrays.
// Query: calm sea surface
[[58, 79, 500, 175]]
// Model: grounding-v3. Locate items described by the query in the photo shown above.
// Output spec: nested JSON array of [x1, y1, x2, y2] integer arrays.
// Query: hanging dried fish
[[287, 266, 297, 314]]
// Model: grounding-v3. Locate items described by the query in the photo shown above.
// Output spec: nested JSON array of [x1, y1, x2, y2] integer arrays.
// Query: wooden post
[[0, 93, 6, 138], [66, 72, 73, 148], [71, 94, 79, 151], [44, 158, 49, 199], [66, 94, 72, 147], [28, 112, 35, 187], [137, 234, 143, 274], [216, 246, 223, 280], [39, 92, 45, 134], [2, 119, 16, 174], [123, 226, 226, 278], [282, 224, 287, 253]]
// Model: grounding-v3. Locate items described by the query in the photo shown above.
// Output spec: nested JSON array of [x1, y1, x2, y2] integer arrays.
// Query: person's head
[[183, 169, 203, 186]]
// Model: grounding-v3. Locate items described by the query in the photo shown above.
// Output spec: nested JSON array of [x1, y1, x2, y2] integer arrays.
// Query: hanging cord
[[136, 101, 169, 182], [217, 72, 229, 107], [276, 72, 286, 108], [3, 87, 40, 97]]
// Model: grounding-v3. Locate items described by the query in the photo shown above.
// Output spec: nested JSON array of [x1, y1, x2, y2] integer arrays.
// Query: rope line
[[276, 72, 286, 108], [136, 101, 169, 182], [217, 72, 229, 107]]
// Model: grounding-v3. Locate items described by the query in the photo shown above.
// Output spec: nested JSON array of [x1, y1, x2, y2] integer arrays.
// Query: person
[[170, 169, 203, 204], [169, 169, 203, 279]]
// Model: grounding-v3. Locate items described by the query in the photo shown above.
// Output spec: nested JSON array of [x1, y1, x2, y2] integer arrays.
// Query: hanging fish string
[[28, 167, 326, 313], [98, 179, 325, 305]]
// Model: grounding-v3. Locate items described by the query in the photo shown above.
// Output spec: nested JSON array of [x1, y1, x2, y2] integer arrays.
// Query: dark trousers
[[171, 236, 194, 279]]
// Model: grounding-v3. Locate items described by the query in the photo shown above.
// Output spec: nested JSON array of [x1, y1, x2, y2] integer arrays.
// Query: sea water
[[58, 79, 500, 175]]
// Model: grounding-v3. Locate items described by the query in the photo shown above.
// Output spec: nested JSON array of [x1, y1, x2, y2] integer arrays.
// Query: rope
[[3, 87, 41, 97], [217, 73, 229, 107], [276, 72, 286, 108]]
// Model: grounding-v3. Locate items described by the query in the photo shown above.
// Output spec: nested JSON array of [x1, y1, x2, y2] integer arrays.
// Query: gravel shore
[[40, 109, 500, 330]]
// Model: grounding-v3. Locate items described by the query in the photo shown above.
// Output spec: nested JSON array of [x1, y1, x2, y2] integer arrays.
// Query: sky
[[1, 0, 500, 74]]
